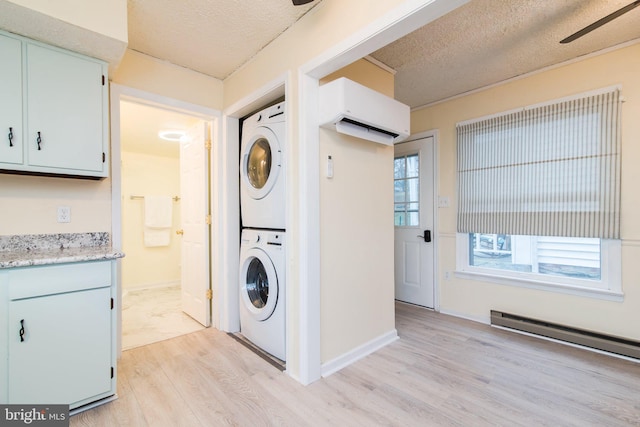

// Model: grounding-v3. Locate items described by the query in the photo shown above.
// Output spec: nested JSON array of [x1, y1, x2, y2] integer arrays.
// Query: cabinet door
[[26, 43, 105, 174], [8, 287, 112, 406], [0, 34, 23, 165]]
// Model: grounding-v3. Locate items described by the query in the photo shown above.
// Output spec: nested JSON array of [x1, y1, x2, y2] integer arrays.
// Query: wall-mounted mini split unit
[[319, 77, 410, 146]]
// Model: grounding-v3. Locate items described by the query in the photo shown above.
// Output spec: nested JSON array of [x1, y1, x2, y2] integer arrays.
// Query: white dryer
[[240, 101, 286, 230], [239, 228, 286, 361]]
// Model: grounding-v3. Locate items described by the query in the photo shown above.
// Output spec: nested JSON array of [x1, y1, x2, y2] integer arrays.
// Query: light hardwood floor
[[72, 302, 640, 426]]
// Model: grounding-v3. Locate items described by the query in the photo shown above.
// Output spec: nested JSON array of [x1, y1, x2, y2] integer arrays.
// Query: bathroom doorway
[[119, 100, 207, 350]]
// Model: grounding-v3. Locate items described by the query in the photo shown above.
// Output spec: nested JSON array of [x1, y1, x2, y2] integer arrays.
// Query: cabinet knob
[[36, 132, 42, 150], [176, 229, 184, 235], [19, 319, 25, 342], [8, 127, 13, 147]]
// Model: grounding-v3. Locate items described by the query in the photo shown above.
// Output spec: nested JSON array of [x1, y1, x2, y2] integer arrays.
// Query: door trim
[[109, 83, 220, 357]]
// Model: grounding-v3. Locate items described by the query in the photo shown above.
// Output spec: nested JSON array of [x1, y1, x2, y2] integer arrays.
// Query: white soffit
[[0, 0, 127, 69]]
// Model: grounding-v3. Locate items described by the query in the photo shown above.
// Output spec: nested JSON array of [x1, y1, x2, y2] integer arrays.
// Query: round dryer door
[[240, 248, 279, 321], [241, 127, 282, 200]]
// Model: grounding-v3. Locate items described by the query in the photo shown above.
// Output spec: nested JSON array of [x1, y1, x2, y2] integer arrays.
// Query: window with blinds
[[456, 87, 621, 239], [455, 87, 622, 296]]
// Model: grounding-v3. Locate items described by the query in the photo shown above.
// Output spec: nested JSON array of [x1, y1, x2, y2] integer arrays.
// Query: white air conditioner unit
[[319, 77, 410, 145]]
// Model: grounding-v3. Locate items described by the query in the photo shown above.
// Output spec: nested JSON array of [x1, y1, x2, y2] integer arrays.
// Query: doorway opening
[[118, 99, 208, 350]]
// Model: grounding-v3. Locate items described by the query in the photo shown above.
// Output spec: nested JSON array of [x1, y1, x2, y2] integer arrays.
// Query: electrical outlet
[[57, 206, 71, 223], [444, 271, 451, 281]]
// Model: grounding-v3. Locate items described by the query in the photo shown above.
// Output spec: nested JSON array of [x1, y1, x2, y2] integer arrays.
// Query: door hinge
[[205, 214, 211, 225], [102, 152, 106, 163], [205, 139, 212, 150], [110, 298, 114, 310], [206, 289, 213, 300], [102, 75, 105, 86], [111, 367, 114, 378]]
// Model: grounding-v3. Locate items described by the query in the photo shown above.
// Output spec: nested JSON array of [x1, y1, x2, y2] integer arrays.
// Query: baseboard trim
[[321, 329, 398, 378], [439, 307, 489, 325]]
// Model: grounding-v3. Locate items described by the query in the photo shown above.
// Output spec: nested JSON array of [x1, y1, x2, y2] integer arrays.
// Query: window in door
[[394, 153, 419, 226]]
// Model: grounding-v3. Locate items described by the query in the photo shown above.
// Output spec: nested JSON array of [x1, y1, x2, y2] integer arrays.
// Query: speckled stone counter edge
[[0, 233, 124, 269], [0, 232, 110, 252]]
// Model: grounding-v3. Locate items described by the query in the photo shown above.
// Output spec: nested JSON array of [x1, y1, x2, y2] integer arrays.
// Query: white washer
[[239, 228, 286, 361], [240, 101, 286, 230]]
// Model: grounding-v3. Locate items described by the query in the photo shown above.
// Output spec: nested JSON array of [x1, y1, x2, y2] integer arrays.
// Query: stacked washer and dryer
[[238, 101, 286, 362]]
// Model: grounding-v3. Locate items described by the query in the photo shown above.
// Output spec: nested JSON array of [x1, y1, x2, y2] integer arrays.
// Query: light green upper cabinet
[[0, 34, 23, 166], [0, 31, 109, 178]]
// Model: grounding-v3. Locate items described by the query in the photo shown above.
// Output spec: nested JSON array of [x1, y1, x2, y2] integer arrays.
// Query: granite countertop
[[0, 232, 124, 269]]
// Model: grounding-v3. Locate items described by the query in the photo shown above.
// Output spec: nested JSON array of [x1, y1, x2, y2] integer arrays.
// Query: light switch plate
[[438, 196, 450, 208], [57, 206, 71, 223]]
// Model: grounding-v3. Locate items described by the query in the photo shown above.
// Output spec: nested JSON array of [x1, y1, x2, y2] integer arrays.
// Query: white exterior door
[[179, 121, 211, 326], [394, 136, 435, 308]]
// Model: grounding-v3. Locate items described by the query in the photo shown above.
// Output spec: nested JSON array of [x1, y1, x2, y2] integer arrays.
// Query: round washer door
[[241, 126, 282, 200], [240, 248, 279, 321]]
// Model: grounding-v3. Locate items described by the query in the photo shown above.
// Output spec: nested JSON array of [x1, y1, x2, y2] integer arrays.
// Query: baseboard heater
[[491, 310, 640, 360]]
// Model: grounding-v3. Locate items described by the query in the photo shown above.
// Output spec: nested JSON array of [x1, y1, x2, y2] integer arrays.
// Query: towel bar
[[129, 195, 180, 201]]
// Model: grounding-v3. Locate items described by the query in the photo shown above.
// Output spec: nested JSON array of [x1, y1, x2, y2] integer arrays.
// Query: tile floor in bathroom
[[121, 285, 205, 350]]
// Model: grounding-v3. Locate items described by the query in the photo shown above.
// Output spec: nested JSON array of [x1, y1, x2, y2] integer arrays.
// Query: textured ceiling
[[370, 0, 640, 108], [127, 0, 319, 79], [125, 0, 640, 111], [126, 0, 640, 109]]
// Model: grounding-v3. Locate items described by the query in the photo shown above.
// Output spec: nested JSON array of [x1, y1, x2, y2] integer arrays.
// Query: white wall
[[120, 151, 181, 290], [319, 60, 396, 363], [112, 50, 224, 111], [0, 174, 111, 235], [412, 42, 640, 340]]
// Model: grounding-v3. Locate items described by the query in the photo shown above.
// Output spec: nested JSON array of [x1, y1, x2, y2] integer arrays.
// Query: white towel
[[143, 196, 173, 247]]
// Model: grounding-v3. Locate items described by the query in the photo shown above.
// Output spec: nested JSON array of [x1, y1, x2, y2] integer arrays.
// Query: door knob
[[417, 230, 431, 242], [176, 229, 184, 235]]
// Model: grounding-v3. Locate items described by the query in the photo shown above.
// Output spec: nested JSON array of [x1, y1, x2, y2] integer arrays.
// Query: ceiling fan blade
[[560, 0, 640, 44]]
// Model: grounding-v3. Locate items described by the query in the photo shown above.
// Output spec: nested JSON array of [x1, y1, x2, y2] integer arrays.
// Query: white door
[[179, 121, 211, 326], [394, 136, 435, 308]]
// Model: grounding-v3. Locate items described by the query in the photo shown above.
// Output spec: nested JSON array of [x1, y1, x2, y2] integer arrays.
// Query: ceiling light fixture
[[158, 130, 186, 142], [292, 0, 314, 5]]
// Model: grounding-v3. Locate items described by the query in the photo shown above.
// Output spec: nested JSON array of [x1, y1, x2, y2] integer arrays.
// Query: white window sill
[[454, 270, 624, 302]]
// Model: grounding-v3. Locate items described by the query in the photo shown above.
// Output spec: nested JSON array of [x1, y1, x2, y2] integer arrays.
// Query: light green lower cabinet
[[1, 261, 116, 410]]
